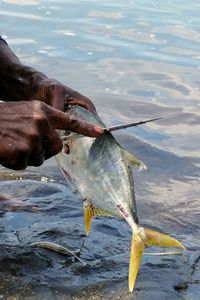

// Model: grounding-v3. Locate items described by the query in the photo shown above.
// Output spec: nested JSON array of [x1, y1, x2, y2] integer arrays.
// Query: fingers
[[0, 100, 103, 171], [31, 79, 98, 115], [65, 90, 97, 115], [28, 121, 63, 165], [46, 105, 104, 137], [67, 98, 97, 115], [41, 131, 63, 160], [1, 133, 62, 170], [0, 142, 32, 170], [28, 150, 45, 167]]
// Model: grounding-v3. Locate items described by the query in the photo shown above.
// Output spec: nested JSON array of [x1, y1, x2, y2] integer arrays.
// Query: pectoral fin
[[122, 150, 147, 170]]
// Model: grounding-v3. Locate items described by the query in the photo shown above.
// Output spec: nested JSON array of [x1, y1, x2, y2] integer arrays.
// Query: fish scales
[[56, 106, 185, 292], [87, 132, 134, 218]]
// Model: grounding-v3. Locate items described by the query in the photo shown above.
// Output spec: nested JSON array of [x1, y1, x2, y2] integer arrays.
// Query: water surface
[[0, 0, 200, 299]]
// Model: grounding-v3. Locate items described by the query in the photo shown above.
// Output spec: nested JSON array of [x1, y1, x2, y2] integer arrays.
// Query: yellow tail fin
[[129, 233, 145, 292], [129, 227, 185, 292]]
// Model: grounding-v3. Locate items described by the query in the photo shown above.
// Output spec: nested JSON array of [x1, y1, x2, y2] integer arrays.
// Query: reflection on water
[[0, 0, 200, 299]]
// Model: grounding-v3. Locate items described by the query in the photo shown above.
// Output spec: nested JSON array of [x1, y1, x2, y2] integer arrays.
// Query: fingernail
[[94, 126, 104, 136]]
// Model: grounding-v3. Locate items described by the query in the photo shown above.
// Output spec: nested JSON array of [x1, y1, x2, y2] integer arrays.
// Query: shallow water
[[1, 0, 200, 299]]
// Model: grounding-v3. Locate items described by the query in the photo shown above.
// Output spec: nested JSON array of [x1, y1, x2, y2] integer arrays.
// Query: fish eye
[[63, 142, 70, 154], [64, 130, 71, 136]]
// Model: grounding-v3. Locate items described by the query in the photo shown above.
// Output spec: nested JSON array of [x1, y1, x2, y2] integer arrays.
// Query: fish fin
[[128, 227, 185, 292], [129, 232, 145, 292], [83, 204, 113, 235], [122, 150, 147, 170], [92, 207, 113, 217], [143, 228, 185, 249], [83, 204, 93, 236], [105, 118, 162, 132]]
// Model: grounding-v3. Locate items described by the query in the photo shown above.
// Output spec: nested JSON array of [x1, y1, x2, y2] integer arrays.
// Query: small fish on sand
[[56, 106, 185, 292], [30, 240, 87, 265]]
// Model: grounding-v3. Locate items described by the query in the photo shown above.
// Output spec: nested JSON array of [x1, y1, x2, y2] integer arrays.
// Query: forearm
[[0, 38, 97, 114], [0, 39, 47, 101]]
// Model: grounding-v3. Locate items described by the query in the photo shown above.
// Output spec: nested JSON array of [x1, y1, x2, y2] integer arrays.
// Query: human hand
[[31, 78, 97, 114], [0, 40, 97, 114], [0, 101, 103, 170]]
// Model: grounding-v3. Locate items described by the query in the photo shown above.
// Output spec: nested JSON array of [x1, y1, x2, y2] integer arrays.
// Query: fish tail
[[128, 227, 185, 292], [129, 231, 145, 292]]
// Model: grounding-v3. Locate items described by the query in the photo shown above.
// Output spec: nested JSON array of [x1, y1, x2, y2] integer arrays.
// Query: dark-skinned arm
[[0, 38, 97, 113], [0, 100, 103, 170], [0, 38, 103, 170]]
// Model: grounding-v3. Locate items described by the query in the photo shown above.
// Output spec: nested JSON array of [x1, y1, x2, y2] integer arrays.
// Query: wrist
[[0, 62, 47, 101], [0, 41, 47, 101]]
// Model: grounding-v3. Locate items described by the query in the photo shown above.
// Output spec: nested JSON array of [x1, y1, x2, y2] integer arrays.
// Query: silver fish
[[30, 241, 87, 265], [56, 106, 185, 292]]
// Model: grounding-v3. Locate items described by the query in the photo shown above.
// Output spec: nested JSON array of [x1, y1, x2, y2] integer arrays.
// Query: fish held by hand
[[56, 106, 185, 292]]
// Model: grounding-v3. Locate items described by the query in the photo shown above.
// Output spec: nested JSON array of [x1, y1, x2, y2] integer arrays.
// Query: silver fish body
[[56, 106, 185, 292], [57, 106, 139, 228]]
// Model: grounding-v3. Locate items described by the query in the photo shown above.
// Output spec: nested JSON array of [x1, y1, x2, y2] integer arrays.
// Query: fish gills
[[129, 227, 185, 292]]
